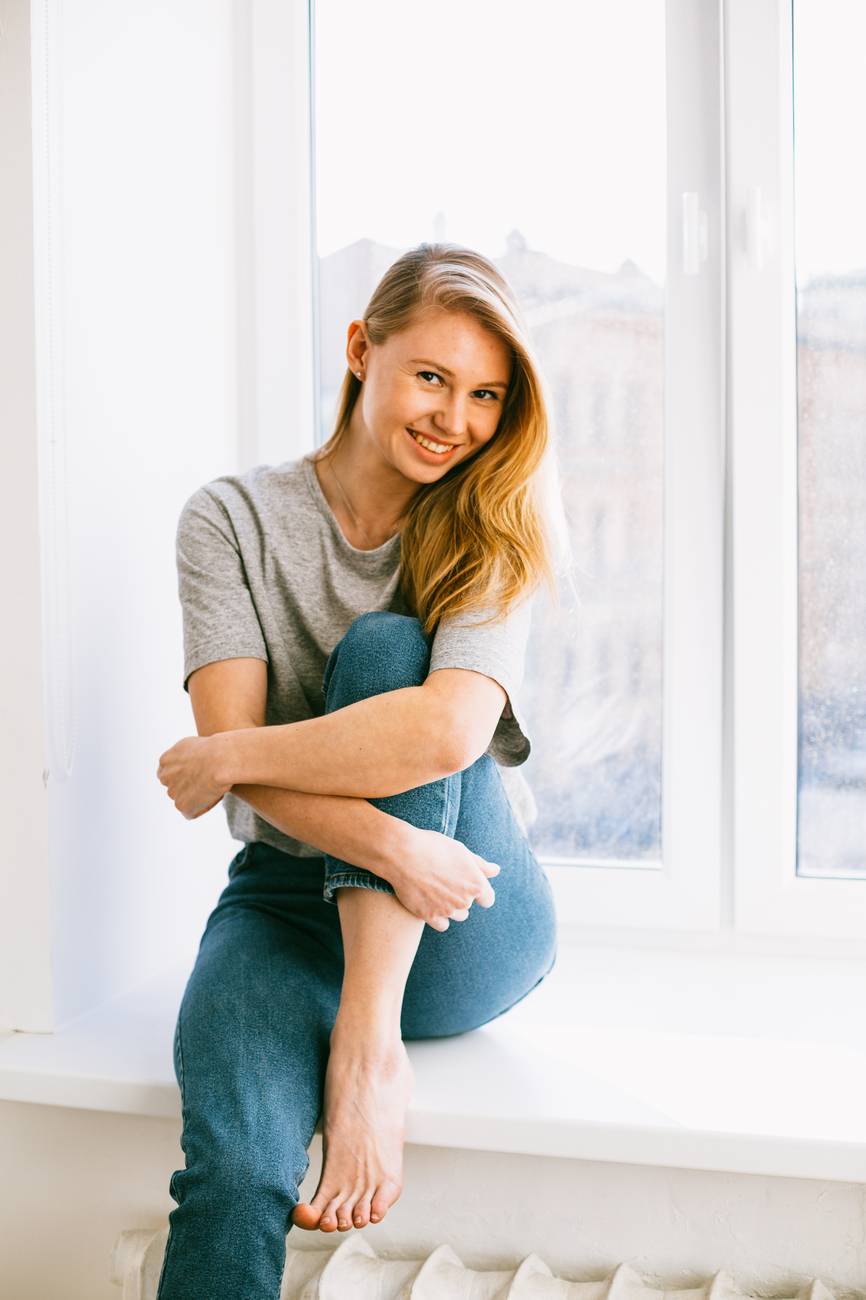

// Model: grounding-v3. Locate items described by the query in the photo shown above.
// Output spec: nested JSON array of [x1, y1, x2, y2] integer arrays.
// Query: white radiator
[[111, 1226, 839, 1299]]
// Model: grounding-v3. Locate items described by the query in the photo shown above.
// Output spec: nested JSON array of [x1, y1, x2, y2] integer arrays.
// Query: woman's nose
[[434, 393, 469, 438]]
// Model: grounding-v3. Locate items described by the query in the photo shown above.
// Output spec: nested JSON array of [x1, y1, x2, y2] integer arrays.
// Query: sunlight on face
[[349, 307, 513, 482]]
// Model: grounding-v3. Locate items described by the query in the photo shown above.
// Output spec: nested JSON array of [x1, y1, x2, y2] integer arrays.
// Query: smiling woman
[[315, 304, 513, 530], [155, 243, 570, 1300], [312, 245, 566, 635]]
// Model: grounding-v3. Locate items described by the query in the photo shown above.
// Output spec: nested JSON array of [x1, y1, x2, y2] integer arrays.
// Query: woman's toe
[[352, 1192, 373, 1228], [370, 1177, 401, 1224], [318, 1193, 344, 1232], [335, 1190, 362, 1231]]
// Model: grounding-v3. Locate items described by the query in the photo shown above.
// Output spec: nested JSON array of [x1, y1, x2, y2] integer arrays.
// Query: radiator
[[111, 1226, 839, 1299]]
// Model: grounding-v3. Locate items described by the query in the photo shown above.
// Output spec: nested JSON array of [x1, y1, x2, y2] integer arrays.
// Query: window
[[729, 0, 866, 943], [792, 0, 866, 881], [311, 0, 862, 946], [312, 0, 706, 932]]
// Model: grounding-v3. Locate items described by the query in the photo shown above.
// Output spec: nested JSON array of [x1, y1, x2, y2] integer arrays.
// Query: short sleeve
[[176, 486, 269, 693], [428, 593, 534, 766]]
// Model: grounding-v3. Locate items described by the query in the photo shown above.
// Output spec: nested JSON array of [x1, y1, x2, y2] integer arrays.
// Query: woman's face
[[347, 307, 513, 481]]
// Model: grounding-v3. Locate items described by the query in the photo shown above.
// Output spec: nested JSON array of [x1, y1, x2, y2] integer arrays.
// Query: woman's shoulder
[[180, 455, 316, 529]]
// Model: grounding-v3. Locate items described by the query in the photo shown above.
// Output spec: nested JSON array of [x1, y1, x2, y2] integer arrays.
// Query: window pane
[[793, 0, 866, 878], [313, 0, 666, 864]]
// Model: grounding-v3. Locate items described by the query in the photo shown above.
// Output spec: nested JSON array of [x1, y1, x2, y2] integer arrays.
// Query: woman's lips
[[405, 427, 458, 458]]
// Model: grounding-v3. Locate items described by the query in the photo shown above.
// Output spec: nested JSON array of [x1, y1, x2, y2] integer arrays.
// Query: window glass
[[314, 0, 666, 862], [793, 0, 866, 878]]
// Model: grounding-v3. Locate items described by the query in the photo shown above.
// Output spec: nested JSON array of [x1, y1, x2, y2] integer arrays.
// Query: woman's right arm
[[188, 658, 498, 930]]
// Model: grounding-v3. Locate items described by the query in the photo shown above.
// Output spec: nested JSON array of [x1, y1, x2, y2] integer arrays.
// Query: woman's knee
[[322, 610, 430, 709], [401, 941, 557, 1041]]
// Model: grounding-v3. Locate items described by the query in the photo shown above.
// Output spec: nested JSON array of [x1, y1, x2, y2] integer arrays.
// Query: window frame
[[285, 0, 866, 956], [728, 0, 866, 944], [519, 0, 726, 938]]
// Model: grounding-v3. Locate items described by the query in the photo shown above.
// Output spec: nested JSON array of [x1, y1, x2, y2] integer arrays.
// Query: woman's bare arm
[[214, 684, 460, 799], [230, 780, 414, 882], [211, 668, 507, 800], [187, 658, 416, 879]]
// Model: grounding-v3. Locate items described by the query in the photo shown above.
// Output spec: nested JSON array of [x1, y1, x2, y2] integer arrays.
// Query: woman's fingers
[[428, 858, 503, 930], [477, 860, 499, 907], [474, 876, 497, 908]]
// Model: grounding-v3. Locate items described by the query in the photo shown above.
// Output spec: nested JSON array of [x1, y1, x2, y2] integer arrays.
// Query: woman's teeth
[[408, 428, 453, 454]]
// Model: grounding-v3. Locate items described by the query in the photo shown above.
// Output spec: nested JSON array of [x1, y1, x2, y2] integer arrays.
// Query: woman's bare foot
[[291, 1015, 415, 1232]]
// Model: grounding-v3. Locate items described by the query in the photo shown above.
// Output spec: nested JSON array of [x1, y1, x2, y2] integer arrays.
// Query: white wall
[[0, 0, 54, 1032], [0, 1102, 862, 1297], [29, 0, 243, 1031], [4, 0, 313, 1032]]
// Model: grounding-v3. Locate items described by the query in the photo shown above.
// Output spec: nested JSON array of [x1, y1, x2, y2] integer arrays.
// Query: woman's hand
[[385, 826, 501, 932], [156, 735, 232, 820]]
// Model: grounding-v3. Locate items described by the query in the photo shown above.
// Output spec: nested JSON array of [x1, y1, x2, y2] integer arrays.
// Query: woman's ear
[[346, 318, 368, 373]]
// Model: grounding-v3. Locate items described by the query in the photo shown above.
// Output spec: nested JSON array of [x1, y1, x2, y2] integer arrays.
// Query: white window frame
[[525, 0, 726, 941], [243, 0, 317, 467], [293, 0, 866, 955], [728, 0, 866, 944], [287, 0, 727, 942]]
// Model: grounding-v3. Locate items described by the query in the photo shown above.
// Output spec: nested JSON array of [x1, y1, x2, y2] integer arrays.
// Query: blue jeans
[[155, 611, 558, 1299]]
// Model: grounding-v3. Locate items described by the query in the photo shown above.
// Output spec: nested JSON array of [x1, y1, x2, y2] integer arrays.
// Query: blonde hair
[[309, 242, 573, 636]]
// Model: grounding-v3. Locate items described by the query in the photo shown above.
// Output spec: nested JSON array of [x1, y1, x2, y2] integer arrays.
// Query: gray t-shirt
[[175, 452, 538, 856]]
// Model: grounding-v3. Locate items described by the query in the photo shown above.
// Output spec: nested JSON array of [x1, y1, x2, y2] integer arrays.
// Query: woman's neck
[[315, 438, 417, 548]]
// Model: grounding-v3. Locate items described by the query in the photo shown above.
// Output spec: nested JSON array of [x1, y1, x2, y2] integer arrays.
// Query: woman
[[155, 242, 569, 1299]]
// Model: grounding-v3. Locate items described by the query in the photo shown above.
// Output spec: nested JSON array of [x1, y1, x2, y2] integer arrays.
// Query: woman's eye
[[417, 371, 499, 401]]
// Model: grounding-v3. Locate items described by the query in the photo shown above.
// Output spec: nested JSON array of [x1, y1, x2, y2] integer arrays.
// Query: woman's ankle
[[330, 1001, 404, 1049]]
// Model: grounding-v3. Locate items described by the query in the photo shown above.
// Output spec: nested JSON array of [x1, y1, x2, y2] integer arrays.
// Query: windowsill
[[1, 943, 865, 1184]]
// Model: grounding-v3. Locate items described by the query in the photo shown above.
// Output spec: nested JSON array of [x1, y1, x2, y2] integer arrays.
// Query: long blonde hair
[[310, 242, 572, 636]]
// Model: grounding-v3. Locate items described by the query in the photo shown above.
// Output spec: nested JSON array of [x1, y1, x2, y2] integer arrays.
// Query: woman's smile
[[405, 426, 459, 460]]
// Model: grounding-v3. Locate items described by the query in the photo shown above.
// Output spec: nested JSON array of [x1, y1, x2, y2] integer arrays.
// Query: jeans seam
[[439, 772, 454, 835], [156, 1010, 187, 1298], [175, 1015, 185, 1095]]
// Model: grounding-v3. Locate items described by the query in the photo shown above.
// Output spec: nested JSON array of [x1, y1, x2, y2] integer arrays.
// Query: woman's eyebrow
[[408, 358, 509, 389]]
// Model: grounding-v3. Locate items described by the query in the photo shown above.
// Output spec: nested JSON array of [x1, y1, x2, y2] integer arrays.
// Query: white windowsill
[[1, 943, 865, 1185]]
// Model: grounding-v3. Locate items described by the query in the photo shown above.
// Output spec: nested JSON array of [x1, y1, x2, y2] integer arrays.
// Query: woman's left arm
[[159, 672, 506, 812], [224, 684, 459, 797]]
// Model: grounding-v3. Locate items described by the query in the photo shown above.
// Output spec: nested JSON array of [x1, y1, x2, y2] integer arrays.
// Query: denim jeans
[[155, 611, 558, 1299]]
